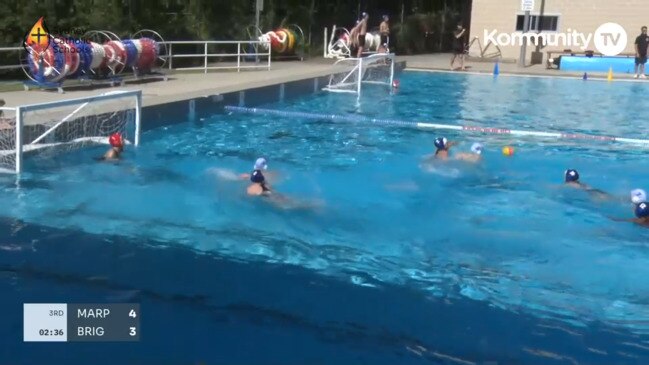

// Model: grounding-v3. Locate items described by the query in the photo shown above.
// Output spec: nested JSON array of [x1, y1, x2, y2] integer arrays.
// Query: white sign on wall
[[521, 0, 534, 11]]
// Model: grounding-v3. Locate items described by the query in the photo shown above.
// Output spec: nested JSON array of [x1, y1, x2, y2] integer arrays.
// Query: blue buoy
[[493, 62, 499, 76], [582, 72, 588, 80]]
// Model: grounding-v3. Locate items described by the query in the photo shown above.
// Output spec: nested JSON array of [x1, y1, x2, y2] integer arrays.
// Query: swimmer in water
[[246, 167, 322, 210], [563, 169, 610, 200], [239, 157, 277, 184], [631, 188, 647, 212], [426, 137, 456, 160], [99, 132, 124, 161], [247, 168, 271, 196], [454, 142, 484, 163], [424, 138, 482, 163], [611, 201, 649, 228]]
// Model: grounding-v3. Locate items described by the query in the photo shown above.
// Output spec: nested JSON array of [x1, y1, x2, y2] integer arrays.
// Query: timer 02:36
[[39, 329, 64, 336]]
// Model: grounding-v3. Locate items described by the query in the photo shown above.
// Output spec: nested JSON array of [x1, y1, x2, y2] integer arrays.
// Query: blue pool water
[[2, 71, 649, 364]]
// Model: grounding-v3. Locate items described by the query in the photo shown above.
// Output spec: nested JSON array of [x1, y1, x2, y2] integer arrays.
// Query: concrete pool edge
[[141, 60, 407, 131], [405, 66, 649, 83]]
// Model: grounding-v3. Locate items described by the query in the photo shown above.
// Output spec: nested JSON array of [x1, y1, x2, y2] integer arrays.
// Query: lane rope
[[224, 106, 649, 146]]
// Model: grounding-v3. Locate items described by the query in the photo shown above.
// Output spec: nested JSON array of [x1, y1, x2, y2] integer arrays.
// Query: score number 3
[[129, 308, 137, 337]]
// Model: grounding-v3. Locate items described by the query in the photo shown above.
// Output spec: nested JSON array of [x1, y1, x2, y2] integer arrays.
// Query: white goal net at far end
[[323, 53, 395, 96], [0, 90, 142, 174]]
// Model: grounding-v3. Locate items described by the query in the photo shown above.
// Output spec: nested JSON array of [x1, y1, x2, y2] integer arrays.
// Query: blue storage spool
[[74, 42, 93, 76], [123, 39, 139, 67]]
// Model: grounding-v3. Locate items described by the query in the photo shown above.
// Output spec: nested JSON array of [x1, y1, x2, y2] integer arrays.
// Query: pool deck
[[401, 53, 644, 80], [2, 53, 646, 109]]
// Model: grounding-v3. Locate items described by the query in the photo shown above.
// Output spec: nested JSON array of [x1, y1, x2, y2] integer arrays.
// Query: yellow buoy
[[502, 146, 515, 156], [607, 66, 613, 81]]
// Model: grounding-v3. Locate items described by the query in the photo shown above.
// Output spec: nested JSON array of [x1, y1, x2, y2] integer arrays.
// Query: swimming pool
[[2, 71, 649, 364]]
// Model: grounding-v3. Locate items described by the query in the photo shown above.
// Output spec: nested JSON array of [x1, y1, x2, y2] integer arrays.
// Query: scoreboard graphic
[[23, 303, 140, 342]]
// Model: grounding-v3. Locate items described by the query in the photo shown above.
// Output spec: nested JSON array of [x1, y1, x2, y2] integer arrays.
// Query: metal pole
[[255, 2, 261, 37], [518, 11, 530, 67], [389, 55, 394, 87], [134, 92, 142, 146], [255, 0, 261, 64], [168, 43, 173, 69], [357, 58, 362, 100], [204, 42, 208, 73], [237, 42, 241, 72], [15, 107, 22, 174], [323, 27, 327, 57]]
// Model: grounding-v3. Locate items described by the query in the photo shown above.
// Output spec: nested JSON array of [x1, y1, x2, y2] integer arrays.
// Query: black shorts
[[453, 45, 465, 55], [358, 34, 366, 48], [380, 34, 389, 46], [636, 55, 647, 65]]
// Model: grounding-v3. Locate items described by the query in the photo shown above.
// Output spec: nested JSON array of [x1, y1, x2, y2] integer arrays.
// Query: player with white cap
[[455, 142, 484, 163], [631, 188, 646, 205]]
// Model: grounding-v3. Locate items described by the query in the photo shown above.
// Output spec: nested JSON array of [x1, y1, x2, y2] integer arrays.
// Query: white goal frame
[[323, 53, 395, 99], [0, 89, 142, 174]]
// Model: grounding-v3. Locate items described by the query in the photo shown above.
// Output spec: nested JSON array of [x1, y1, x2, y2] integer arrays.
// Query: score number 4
[[129, 308, 137, 337]]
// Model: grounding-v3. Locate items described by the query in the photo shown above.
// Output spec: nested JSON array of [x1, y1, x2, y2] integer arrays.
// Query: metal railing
[[0, 40, 272, 74], [161, 40, 271, 73], [466, 36, 502, 59], [0, 47, 23, 71]]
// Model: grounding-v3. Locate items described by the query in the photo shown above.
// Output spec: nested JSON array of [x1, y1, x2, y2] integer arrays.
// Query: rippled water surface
[[2, 71, 649, 364]]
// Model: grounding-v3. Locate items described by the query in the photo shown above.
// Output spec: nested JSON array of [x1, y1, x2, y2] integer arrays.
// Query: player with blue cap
[[430, 137, 457, 160], [426, 137, 483, 163], [246, 157, 272, 195], [611, 201, 649, 228], [636, 202, 649, 222], [563, 168, 610, 199], [564, 169, 581, 185], [244, 157, 323, 210]]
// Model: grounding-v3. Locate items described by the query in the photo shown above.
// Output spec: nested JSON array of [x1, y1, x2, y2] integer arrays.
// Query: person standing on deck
[[450, 24, 467, 71], [634, 26, 649, 79], [379, 15, 390, 51], [356, 12, 369, 58]]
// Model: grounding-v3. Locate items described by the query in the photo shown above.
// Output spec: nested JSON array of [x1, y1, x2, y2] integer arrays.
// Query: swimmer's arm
[[608, 216, 639, 223], [455, 153, 480, 162], [445, 141, 458, 148], [584, 187, 609, 195]]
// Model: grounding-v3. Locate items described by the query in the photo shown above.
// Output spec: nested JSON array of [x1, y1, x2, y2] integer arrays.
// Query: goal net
[[0, 90, 141, 174], [323, 53, 395, 96]]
